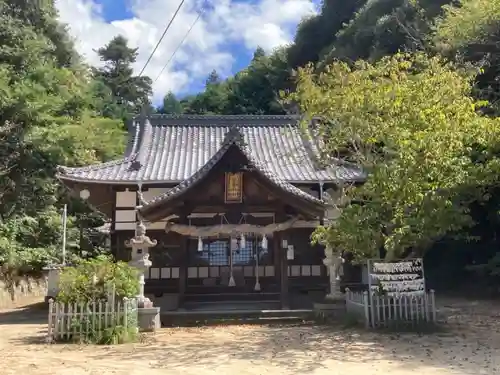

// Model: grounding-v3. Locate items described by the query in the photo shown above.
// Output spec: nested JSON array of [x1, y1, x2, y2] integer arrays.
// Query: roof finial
[[223, 126, 245, 146], [139, 102, 151, 118]]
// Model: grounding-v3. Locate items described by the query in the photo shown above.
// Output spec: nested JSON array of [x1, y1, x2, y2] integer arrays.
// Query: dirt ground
[[0, 296, 499, 375]]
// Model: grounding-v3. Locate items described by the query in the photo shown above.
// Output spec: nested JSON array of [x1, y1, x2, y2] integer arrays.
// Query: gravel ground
[[0, 296, 499, 375]]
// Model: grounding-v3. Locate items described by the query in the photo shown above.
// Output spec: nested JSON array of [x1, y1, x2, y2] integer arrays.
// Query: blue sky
[[94, 0, 254, 95], [56, 0, 318, 103]]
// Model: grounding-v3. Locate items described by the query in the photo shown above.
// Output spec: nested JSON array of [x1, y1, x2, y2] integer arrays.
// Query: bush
[[57, 255, 139, 303]]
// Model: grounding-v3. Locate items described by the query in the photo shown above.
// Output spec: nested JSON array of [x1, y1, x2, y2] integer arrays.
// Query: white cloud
[[55, 0, 317, 104]]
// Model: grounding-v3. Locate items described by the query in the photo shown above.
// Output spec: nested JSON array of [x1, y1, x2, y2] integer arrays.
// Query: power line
[[138, 0, 187, 77], [154, 9, 203, 83]]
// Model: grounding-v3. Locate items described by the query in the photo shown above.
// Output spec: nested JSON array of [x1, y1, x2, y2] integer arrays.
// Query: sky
[[54, 0, 320, 105]]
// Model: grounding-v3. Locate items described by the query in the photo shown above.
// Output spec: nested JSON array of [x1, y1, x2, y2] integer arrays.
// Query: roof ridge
[[139, 114, 302, 120], [57, 154, 135, 174], [126, 118, 142, 156]]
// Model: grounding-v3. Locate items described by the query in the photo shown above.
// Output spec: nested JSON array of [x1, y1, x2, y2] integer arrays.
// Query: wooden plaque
[[225, 172, 243, 203]]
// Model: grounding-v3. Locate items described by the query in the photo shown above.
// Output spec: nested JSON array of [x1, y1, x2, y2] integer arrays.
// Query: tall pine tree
[[93, 36, 153, 119]]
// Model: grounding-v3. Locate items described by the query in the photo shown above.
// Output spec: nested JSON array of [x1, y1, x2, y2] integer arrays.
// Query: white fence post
[[47, 299, 54, 343], [430, 289, 437, 322], [123, 297, 128, 330], [345, 288, 350, 313], [362, 291, 370, 328]]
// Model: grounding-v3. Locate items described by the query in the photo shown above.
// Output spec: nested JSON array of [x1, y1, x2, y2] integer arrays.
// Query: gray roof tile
[[139, 126, 324, 216], [57, 115, 366, 184]]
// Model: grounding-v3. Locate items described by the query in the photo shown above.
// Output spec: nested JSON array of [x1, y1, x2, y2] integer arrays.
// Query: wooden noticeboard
[[367, 258, 425, 297]]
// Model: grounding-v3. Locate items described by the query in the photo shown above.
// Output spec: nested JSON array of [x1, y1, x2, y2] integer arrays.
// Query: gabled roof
[[139, 126, 326, 221], [57, 115, 366, 184]]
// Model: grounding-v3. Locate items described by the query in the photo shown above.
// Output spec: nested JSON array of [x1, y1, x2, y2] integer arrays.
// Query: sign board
[[225, 172, 243, 203], [367, 258, 425, 297]]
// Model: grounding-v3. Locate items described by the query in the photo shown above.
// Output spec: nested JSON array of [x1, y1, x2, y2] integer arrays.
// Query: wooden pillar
[[276, 232, 289, 309], [178, 235, 188, 304]]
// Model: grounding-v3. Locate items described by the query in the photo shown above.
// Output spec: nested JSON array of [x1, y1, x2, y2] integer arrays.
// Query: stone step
[[160, 307, 314, 327]]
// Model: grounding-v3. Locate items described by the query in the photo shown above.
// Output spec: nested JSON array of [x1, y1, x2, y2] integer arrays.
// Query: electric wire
[[137, 0, 187, 77], [153, 9, 204, 83]]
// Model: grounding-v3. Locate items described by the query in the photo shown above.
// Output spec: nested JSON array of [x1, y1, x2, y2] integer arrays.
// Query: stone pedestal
[[138, 307, 161, 332], [147, 293, 180, 311]]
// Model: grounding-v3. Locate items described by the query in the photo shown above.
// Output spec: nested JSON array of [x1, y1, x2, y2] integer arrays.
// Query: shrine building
[[57, 114, 365, 312]]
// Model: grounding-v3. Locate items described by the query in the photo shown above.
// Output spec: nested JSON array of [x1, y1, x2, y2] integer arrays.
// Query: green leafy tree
[[252, 46, 266, 61], [93, 35, 153, 118], [287, 0, 368, 68], [434, 0, 500, 114], [0, 0, 126, 282], [159, 91, 182, 114], [318, 0, 452, 67], [225, 48, 289, 114], [289, 52, 500, 259]]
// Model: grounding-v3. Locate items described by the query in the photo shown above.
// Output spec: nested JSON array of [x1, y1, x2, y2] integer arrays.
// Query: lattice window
[[233, 239, 254, 265], [199, 240, 228, 265]]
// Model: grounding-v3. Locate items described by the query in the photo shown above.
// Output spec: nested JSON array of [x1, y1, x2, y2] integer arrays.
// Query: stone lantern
[[323, 245, 344, 301], [125, 220, 161, 331], [314, 245, 345, 318]]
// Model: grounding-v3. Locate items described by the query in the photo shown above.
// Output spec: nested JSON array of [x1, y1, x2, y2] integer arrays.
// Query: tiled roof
[[57, 115, 366, 184], [139, 127, 325, 217]]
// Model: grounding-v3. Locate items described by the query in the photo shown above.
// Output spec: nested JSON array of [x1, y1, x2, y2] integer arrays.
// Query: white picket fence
[[345, 288, 437, 328], [47, 297, 138, 342]]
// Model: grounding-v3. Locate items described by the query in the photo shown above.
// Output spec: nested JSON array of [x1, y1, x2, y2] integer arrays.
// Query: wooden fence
[[47, 297, 138, 343], [345, 288, 437, 328]]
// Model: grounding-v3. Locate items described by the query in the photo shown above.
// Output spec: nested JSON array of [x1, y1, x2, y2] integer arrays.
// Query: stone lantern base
[[138, 306, 161, 332]]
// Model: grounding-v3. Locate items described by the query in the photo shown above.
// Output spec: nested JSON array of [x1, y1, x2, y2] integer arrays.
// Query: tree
[[182, 71, 229, 114], [287, 0, 368, 68], [225, 48, 289, 114], [252, 47, 266, 61], [317, 0, 452, 68], [0, 0, 125, 281], [289, 53, 500, 259], [206, 69, 221, 86], [160, 91, 182, 114], [93, 35, 153, 118], [434, 0, 500, 115]]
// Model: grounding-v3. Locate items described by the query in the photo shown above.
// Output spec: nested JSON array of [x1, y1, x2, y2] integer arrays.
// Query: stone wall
[[0, 277, 47, 309]]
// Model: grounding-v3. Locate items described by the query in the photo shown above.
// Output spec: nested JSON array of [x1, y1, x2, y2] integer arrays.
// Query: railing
[[345, 288, 437, 328], [47, 297, 138, 343]]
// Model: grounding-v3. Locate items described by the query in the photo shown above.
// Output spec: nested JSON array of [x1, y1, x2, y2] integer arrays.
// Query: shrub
[[65, 300, 139, 344], [57, 255, 139, 303]]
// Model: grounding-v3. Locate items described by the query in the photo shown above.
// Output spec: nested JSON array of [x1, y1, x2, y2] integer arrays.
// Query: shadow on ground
[[4, 297, 500, 375], [0, 302, 47, 325], [88, 297, 500, 375]]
